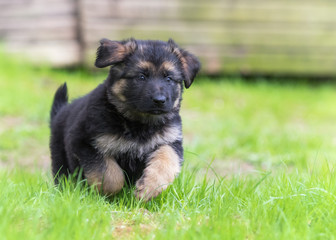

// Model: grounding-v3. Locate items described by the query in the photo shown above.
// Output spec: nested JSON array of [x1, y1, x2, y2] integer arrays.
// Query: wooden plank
[[0, 0, 79, 66], [4, 40, 81, 66], [0, 2, 75, 17], [81, 0, 336, 23], [186, 46, 336, 60], [219, 55, 336, 75], [82, 20, 336, 48], [201, 54, 336, 75], [0, 0, 72, 6], [82, 19, 336, 35], [82, 10, 336, 25], [1, 28, 76, 41], [82, 0, 336, 8], [0, 16, 76, 30], [0, 0, 30, 6], [193, 48, 336, 74]]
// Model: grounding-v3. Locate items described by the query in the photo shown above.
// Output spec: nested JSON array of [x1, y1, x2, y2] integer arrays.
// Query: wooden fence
[[1, 0, 336, 76]]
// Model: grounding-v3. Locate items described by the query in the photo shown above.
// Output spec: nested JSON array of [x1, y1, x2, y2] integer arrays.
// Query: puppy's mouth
[[144, 109, 168, 115]]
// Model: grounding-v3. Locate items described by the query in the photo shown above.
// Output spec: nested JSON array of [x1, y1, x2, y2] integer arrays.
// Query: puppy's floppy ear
[[168, 39, 201, 88], [95, 38, 137, 68]]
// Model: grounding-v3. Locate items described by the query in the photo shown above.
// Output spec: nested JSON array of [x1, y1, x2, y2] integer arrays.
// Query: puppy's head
[[95, 38, 200, 123]]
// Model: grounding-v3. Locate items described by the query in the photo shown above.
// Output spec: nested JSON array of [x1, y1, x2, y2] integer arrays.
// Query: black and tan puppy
[[49, 38, 200, 200]]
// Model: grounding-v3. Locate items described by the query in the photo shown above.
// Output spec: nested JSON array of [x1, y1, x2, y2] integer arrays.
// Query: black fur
[[50, 38, 200, 193], [50, 83, 68, 121]]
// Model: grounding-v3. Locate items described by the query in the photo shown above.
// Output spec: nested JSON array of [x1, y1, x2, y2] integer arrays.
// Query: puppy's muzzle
[[151, 94, 167, 105], [147, 94, 169, 115]]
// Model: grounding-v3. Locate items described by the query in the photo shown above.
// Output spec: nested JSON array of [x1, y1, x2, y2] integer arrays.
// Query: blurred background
[[2, 2, 336, 238], [1, 0, 336, 76], [1, 0, 336, 175]]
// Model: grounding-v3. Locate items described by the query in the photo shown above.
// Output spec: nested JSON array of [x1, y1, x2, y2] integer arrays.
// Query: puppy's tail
[[50, 83, 68, 122]]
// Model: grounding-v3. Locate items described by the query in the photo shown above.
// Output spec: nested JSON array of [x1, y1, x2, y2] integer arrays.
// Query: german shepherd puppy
[[49, 38, 200, 200]]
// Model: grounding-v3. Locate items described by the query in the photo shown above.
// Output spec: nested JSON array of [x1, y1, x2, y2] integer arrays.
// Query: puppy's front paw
[[135, 174, 168, 201], [135, 145, 180, 201]]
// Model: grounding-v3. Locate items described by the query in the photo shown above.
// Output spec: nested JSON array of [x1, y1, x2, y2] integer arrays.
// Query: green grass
[[1, 51, 336, 239], [3, 167, 336, 239]]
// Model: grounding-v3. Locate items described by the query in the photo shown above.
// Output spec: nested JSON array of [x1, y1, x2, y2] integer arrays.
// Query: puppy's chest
[[93, 124, 182, 159]]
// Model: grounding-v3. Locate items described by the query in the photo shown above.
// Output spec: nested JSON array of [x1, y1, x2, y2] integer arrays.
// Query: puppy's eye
[[137, 74, 146, 81], [165, 76, 173, 82]]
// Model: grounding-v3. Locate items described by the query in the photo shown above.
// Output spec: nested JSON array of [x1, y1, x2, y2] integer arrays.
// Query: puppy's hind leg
[[50, 134, 70, 184], [85, 157, 125, 195]]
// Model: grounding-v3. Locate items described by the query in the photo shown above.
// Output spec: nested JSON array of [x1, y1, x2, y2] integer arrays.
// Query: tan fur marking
[[138, 44, 145, 53], [137, 61, 155, 72], [104, 42, 127, 63], [113, 47, 127, 61], [124, 39, 137, 53], [160, 61, 177, 73], [172, 48, 188, 74], [173, 84, 181, 108], [112, 79, 127, 101], [135, 145, 180, 201], [103, 40, 136, 64], [94, 124, 182, 158], [86, 157, 125, 195]]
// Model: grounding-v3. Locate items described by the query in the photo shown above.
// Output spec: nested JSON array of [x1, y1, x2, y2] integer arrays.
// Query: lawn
[[1, 52, 336, 239]]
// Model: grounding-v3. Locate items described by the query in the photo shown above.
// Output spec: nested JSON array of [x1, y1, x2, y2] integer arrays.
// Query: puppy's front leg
[[135, 145, 181, 201]]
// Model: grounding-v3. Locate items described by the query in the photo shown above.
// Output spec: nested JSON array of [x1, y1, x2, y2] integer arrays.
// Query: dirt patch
[[112, 222, 134, 239], [112, 222, 154, 239], [111, 209, 157, 239]]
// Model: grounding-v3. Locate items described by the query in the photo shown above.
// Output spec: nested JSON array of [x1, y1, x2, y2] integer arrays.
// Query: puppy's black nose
[[152, 95, 166, 105]]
